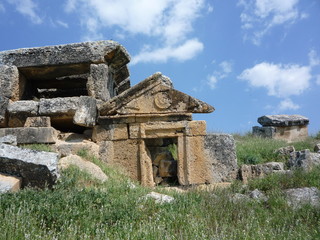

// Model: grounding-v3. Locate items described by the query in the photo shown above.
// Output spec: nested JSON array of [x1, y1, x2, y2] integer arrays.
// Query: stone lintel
[[0, 127, 58, 144]]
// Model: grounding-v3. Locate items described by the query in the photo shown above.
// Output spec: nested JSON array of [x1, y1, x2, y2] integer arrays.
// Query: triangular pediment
[[99, 73, 214, 116]]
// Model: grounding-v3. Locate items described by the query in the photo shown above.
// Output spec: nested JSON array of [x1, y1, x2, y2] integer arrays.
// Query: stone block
[[0, 41, 129, 68], [7, 100, 39, 127], [39, 97, 78, 118], [0, 127, 57, 144], [0, 174, 21, 193], [0, 135, 17, 146], [252, 126, 275, 138], [204, 133, 238, 182], [0, 144, 59, 188], [186, 120, 206, 136], [0, 65, 19, 100], [73, 96, 97, 127], [314, 144, 320, 153], [258, 115, 309, 127], [285, 187, 320, 209], [92, 124, 128, 142], [54, 139, 99, 158], [24, 116, 51, 127], [289, 149, 320, 171], [240, 162, 285, 184], [59, 155, 108, 182], [0, 96, 9, 127], [87, 64, 112, 101]]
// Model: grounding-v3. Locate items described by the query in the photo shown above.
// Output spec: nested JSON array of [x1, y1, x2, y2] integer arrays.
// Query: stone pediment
[[99, 73, 214, 116]]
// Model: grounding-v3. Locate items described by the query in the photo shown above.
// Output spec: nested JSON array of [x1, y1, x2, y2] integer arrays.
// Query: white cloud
[[238, 62, 311, 98], [278, 98, 300, 111], [56, 20, 69, 28], [207, 60, 233, 89], [131, 38, 204, 64], [65, 0, 206, 64], [309, 49, 320, 67], [7, 0, 42, 24], [207, 75, 218, 89], [238, 0, 303, 45]]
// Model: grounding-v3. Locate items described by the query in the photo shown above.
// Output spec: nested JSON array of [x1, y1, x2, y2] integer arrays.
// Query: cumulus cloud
[[238, 0, 304, 45], [7, 0, 42, 24], [65, 0, 206, 64], [207, 60, 233, 89], [278, 98, 300, 111], [238, 62, 311, 98], [131, 38, 203, 64]]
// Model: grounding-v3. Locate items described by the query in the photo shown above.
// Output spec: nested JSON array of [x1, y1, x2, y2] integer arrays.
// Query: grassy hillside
[[0, 136, 319, 239]]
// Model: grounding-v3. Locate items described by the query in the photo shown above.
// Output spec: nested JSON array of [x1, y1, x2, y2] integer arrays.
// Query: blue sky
[[0, 0, 319, 134]]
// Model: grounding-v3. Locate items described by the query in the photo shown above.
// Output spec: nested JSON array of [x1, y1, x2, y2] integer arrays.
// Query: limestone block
[[0, 174, 21, 193], [252, 126, 275, 138], [99, 139, 140, 181], [186, 121, 206, 136], [92, 124, 128, 142], [0, 135, 17, 146], [59, 155, 108, 182], [0, 65, 19, 100], [54, 139, 100, 158], [240, 162, 285, 184], [0, 143, 59, 188], [39, 97, 79, 117], [0, 96, 9, 127], [204, 134, 238, 182], [24, 116, 51, 127], [181, 136, 213, 185], [273, 126, 308, 142], [0, 41, 129, 68], [87, 64, 112, 101], [258, 115, 309, 127], [289, 149, 320, 171], [7, 100, 39, 127], [73, 96, 97, 127], [129, 123, 141, 139], [285, 187, 320, 209], [0, 127, 57, 144]]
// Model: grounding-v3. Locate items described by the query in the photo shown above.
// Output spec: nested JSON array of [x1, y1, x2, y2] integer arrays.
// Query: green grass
[[234, 133, 318, 166], [20, 143, 54, 152], [0, 139, 319, 239]]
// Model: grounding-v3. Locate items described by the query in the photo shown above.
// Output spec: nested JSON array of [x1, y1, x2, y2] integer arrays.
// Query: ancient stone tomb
[[252, 115, 309, 142], [0, 41, 237, 187]]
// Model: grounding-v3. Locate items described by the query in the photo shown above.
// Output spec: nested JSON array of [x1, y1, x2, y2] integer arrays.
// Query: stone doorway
[[145, 137, 178, 186]]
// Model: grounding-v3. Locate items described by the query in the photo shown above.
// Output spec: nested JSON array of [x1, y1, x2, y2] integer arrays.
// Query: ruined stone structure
[[252, 115, 309, 142], [0, 41, 237, 187]]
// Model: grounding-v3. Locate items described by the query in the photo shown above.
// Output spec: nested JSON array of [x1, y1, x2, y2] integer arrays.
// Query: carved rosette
[[154, 92, 172, 110]]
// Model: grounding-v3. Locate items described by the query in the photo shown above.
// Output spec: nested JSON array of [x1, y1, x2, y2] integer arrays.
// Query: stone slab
[[0, 174, 21, 193], [0, 127, 57, 144], [0, 41, 130, 68], [258, 115, 309, 127], [0, 135, 17, 146], [73, 96, 97, 127], [39, 97, 79, 117], [0, 143, 59, 188], [0, 96, 9, 127], [204, 133, 238, 182], [92, 124, 128, 142], [24, 116, 51, 127], [0, 65, 19, 100], [7, 100, 39, 127]]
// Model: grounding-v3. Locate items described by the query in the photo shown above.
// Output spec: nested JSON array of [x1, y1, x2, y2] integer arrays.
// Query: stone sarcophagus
[[252, 115, 309, 142]]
